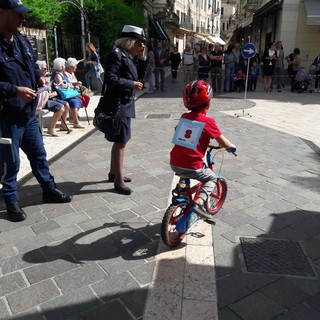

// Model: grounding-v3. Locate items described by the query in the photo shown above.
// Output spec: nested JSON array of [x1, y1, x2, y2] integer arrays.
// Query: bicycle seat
[[174, 173, 190, 179]]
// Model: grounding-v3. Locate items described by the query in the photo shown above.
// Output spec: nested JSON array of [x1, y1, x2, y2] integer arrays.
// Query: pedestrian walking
[[169, 46, 181, 80], [0, 0, 72, 221], [145, 44, 155, 93], [83, 42, 104, 92], [182, 43, 197, 85], [153, 40, 166, 91], [101, 25, 146, 195]]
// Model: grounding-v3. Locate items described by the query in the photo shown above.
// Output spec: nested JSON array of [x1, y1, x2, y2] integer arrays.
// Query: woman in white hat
[[100, 25, 146, 195]]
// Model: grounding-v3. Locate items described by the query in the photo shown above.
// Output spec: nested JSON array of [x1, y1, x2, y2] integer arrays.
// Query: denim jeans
[[145, 72, 154, 91], [154, 67, 165, 90], [0, 116, 56, 204], [85, 67, 103, 91], [224, 66, 235, 92]]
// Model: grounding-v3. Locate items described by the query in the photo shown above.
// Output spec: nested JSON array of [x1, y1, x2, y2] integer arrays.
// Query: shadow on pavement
[[214, 209, 320, 320], [8, 287, 149, 320], [23, 221, 160, 264]]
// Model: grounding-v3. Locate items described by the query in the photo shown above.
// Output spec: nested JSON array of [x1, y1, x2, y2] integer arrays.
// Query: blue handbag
[[55, 87, 80, 100]]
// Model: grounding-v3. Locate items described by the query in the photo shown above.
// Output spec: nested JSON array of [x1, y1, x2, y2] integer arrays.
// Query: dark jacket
[[153, 47, 167, 68], [103, 45, 138, 118], [169, 51, 181, 68], [0, 33, 42, 119]]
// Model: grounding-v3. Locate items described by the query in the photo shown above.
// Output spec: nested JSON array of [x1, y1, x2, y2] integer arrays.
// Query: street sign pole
[[235, 43, 256, 118]]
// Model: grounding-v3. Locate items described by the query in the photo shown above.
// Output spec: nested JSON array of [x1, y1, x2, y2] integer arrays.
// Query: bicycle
[[161, 145, 237, 248]]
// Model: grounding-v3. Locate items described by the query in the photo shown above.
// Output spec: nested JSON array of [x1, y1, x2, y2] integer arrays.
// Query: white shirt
[[183, 50, 196, 65]]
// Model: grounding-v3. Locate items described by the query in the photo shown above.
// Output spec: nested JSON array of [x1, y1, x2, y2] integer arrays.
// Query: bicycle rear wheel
[[206, 177, 227, 215], [161, 203, 187, 248]]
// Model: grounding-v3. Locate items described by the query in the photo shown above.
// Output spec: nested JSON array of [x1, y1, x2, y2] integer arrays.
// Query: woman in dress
[[169, 46, 181, 80], [261, 42, 277, 93], [101, 25, 146, 195]]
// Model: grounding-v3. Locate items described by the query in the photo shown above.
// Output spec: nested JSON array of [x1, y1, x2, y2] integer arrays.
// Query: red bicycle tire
[[161, 203, 187, 248], [206, 178, 227, 215]]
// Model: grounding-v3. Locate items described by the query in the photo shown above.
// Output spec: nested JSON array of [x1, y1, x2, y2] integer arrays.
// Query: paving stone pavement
[[0, 72, 320, 320]]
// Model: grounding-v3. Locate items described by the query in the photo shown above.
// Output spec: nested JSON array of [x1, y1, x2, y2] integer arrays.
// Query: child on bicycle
[[170, 80, 236, 216]]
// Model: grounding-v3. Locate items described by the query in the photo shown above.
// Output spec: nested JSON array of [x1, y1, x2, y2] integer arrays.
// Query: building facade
[[222, 0, 320, 68], [145, 0, 226, 52]]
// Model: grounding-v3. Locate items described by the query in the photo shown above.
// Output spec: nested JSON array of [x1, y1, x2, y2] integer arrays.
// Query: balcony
[[180, 22, 193, 31], [242, 0, 262, 10]]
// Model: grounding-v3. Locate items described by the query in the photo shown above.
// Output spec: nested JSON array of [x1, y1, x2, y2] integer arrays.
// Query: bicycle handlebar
[[208, 145, 237, 156]]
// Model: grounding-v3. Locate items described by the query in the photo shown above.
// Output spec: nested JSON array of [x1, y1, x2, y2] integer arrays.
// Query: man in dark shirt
[[153, 40, 167, 91], [209, 42, 224, 93], [0, 0, 72, 222]]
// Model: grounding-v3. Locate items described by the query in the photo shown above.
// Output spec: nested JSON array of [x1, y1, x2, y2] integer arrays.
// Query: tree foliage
[[23, 0, 62, 29], [60, 0, 146, 60], [21, 0, 146, 61]]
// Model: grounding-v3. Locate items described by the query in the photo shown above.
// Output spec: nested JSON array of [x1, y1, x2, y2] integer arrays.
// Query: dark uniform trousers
[[1, 116, 56, 205]]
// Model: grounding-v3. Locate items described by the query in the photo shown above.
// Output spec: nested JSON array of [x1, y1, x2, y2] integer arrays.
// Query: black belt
[[185, 63, 193, 66]]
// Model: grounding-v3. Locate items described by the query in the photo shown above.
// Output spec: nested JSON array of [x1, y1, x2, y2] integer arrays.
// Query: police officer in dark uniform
[[101, 25, 145, 195], [0, 0, 72, 222]]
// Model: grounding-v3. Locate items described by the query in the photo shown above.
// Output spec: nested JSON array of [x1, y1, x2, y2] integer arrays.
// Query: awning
[[304, 0, 320, 25], [148, 16, 169, 40], [206, 35, 226, 45], [192, 34, 207, 42]]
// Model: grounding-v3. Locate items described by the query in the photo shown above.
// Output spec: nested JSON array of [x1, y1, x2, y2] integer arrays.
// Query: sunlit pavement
[[0, 72, 319, 319]]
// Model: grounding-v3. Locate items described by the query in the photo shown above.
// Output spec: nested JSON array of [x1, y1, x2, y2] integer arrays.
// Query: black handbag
[[93, 97, 122, 138]]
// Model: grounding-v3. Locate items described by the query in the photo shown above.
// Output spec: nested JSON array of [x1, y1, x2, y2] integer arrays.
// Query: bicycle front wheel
[[161, 203, 187, 248], [206, 177, 227, 215]]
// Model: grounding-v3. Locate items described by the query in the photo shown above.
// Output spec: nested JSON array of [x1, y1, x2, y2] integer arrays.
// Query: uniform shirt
[[0, 33, 42, 119], [170, 111, 222, 170]]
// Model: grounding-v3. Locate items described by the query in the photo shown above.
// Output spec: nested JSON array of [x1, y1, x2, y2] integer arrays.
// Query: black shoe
[[108, 173, 131, 183], [6, 202, 27, 221], [114, 185, 132, 195], [43, 188, 72, 203]]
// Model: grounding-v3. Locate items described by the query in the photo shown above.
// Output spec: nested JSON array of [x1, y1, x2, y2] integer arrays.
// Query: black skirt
[[106, 116, 131, 143]]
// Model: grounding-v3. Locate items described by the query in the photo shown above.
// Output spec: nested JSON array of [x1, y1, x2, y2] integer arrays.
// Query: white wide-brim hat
[[120, 25, 146, 44]]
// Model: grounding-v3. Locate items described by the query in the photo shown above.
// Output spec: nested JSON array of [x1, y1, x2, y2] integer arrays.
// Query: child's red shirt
[[170, 111, 222, 170]]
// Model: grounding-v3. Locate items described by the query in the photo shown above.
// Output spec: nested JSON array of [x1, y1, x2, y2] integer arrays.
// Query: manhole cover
[[239, 237, 316, 278], [145, 114, 171, 119]]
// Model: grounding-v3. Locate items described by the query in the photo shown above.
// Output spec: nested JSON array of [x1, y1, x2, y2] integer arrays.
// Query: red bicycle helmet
[[183, 80, 213, 110]]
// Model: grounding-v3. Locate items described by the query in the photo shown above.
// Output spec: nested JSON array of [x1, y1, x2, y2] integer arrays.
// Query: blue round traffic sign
[[242, 43, 256, 59]]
